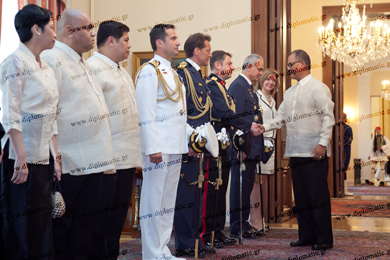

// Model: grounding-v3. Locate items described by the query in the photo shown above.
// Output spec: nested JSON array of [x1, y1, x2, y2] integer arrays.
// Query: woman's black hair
[[14, 4, 52, 43]]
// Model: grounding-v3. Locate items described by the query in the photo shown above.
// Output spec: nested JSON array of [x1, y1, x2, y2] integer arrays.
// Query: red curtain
[[0, 0, 66, 45]]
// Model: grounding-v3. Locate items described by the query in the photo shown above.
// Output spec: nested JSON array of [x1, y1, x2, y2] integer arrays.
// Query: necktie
[[117, 63, 120, 70]]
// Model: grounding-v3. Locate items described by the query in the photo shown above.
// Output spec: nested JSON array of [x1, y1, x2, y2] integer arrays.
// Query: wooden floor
[[119, 195, 390, 243]]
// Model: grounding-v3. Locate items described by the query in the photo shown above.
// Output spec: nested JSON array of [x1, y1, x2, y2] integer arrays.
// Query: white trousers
[[371, 161, 386, 181], [140, 153, 182, 260]]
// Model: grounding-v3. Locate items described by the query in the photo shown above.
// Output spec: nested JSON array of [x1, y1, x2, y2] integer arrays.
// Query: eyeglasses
[[287, 60, 302, 69]]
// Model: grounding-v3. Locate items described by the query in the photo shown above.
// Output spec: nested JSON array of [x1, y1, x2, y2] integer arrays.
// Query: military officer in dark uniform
[[174, 33, 215, 258], [228, 54, 265, 239], [200, 51, 263, 247], [343, 113, 353, 195]]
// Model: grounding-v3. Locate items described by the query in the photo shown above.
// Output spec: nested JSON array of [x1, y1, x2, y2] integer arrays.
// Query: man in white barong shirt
[[86, 21, 142, 259], [41, 9, 115, 260], [260, 49, 335, 250], [135, 24, 194, 260]]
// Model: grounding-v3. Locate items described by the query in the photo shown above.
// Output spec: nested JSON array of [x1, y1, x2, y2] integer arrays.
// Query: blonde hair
[[255, 68, 280, 97]]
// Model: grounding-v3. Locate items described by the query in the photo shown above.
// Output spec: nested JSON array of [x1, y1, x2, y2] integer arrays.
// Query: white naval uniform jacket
[[135, 54, 193, 156]]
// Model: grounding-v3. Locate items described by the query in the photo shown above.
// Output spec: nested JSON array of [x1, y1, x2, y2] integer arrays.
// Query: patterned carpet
[[331, 198, 390, 218], [118, 228, 390, 259], [347, 186, 390, 196]]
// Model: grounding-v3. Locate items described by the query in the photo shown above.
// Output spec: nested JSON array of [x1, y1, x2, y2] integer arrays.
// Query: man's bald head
[[57, 9, 89, 34], [56, 9, 96, 55]]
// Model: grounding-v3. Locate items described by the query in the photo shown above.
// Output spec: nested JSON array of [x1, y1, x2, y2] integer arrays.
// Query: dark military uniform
[[228, 74, 265, 236], [199, 73, 252, 245], [174, 60, 211, 252]]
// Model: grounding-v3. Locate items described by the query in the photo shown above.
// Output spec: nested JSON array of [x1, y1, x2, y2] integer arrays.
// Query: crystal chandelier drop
[[381, 80, 390, 100], [317, 0, 390, 71]]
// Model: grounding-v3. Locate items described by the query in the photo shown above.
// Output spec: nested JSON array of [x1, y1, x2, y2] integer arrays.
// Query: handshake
[[251, 122, 265, 136]]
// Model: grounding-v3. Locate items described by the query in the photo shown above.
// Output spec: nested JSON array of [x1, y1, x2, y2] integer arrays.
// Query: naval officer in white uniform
[[135, 24, 195, 260]]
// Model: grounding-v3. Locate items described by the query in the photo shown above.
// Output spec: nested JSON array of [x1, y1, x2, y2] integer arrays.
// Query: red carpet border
[[331, 199, 390, 218]]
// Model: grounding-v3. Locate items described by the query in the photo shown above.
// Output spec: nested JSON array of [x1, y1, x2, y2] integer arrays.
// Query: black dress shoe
[[290, 240, 314, 247], [175, 248, 205, 258], [230, 229, 256, 239], [199, 245, 216, 254], [205, 239, 224, 248], [250, 227, 263, 237], [217, 237, 237, 246], [312, 244, 333, 250]]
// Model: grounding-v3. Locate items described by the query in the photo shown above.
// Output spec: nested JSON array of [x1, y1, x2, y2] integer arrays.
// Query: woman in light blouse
[[249, 68, 279, 231], [0, 4, 61, 260]]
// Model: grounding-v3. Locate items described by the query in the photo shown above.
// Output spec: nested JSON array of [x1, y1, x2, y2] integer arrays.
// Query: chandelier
[[317, 0, 390, 71], [381, 80, 390, 100]]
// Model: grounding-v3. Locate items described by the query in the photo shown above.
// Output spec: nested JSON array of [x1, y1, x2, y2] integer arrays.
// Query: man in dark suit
[[174, 33, 215, 258], [228, 54, 265, 239], [343, 113, 353, 195], [200, 51, 263, 247]]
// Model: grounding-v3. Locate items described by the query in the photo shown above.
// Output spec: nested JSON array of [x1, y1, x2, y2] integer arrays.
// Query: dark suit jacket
[[207, 73, 252, 133], [177, 62, 210, 128], [228, 75, 265, 161]]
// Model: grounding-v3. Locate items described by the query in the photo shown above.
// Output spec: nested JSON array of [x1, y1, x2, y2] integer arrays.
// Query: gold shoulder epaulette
[[177, 61, 187, 70], [149, 60, 160, 68], [211, 76, 218, 81], [135, 60, 161, 87]]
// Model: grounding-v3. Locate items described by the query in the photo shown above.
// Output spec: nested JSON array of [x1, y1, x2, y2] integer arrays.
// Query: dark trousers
[[229, 158, 256, 233], [200, 156, 230, 243], [344, 145, 351, 180], [290, 157, 333, 245], [53, 172, 103, 260], [89, 168, 135, 260], [174, 156, 203, 250], [0, 141, 54, 260]]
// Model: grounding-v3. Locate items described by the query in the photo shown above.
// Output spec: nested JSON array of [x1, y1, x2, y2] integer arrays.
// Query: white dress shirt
[[87, 52, 142, 169], [136, 54, 193, 156], [186, 58, 200, 70], [240, 73, 253, 86], [263, 74, 335, 157], [0, 42, 59, 164], [41, 41, 115, 175]]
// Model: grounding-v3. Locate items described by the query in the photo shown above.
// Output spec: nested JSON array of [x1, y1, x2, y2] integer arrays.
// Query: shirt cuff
[[319, 138, 328, 147]]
